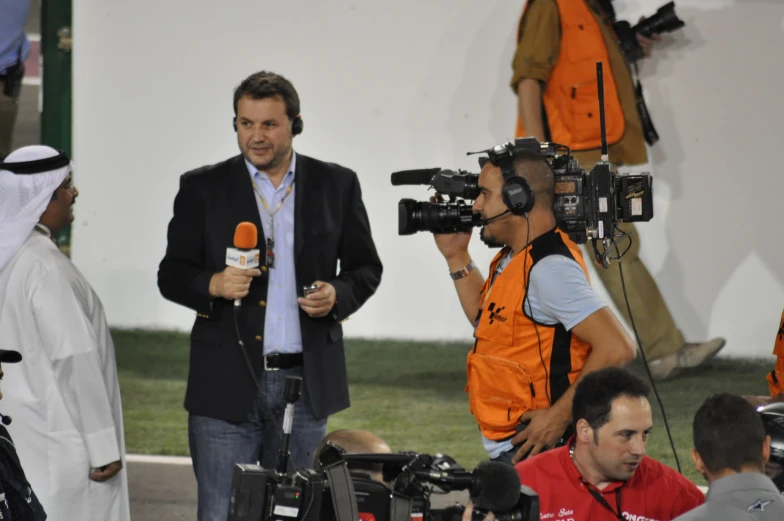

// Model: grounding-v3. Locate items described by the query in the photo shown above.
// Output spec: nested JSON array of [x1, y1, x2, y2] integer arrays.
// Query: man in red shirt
[[515, 367, 704, 520]]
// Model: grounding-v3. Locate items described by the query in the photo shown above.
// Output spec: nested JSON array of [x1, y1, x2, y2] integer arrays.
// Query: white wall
[[72, 0, 784, 358]]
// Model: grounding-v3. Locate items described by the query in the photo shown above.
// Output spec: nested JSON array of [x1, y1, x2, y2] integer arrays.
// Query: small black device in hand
[[2, 61, 24, 101], [303, 284, 319, 297]]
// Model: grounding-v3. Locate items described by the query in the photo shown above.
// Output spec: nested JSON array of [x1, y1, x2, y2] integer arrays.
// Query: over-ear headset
[[232, 114, 304, 136], [0, 150, 71, 175], [479, 144, 535, 216]]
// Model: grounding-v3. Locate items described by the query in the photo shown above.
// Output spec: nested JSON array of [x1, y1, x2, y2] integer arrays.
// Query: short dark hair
[[572, 367, 650, 438], [693, 393, 767, 474], [512, 150, 555, 210], [233, 71, 300, 121]]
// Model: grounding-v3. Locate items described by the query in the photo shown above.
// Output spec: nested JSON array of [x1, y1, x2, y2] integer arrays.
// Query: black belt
[[263, 352, 303, 371]]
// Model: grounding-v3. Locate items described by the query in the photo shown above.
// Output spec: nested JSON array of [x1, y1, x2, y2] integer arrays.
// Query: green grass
[[114, 329, 772, 485]]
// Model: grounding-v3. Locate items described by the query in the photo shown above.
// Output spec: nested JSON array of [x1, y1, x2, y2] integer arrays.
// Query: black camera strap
[[323, 462, 359, 521], [586, 487, 623, 521], [630, 61, 660, 146], [389, 493, 413, 521]]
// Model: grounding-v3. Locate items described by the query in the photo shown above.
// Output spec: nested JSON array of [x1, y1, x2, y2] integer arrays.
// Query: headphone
[[0, 150, 71, 175], [232, 114, 304, 136], [483, 146, 535, 216]]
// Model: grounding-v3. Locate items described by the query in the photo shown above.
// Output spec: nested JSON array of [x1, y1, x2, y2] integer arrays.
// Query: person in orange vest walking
[[744, 309, 784, 407], [433, 147, 636, 464], [511, 0, 725, 381]]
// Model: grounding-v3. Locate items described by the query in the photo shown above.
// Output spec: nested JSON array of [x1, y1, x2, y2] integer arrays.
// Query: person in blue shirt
[[0, 0, 32, 158]]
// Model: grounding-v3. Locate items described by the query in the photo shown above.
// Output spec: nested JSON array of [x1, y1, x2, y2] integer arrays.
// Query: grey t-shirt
[[673, 473, 784, 521]]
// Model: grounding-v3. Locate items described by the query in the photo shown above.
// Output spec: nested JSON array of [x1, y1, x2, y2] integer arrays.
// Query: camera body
[[611, 2, 685, 63], [228, 464, 325, 521], [339, 451, 539, 521], [393, 137, 654, 247]]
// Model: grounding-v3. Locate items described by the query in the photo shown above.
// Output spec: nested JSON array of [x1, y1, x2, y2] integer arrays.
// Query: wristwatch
[[450, 260, 476, 281]]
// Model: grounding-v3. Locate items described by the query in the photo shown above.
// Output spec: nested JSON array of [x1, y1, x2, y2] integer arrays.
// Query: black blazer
[[157, 154, 382, 421]]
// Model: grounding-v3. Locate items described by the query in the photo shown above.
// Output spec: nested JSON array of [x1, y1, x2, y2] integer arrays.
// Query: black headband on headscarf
[[0, 151, 71, 175]]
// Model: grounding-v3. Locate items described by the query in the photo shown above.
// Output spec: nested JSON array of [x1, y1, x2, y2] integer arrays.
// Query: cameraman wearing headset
[[433, 148, 635, 465], [511, 0, 725, 381]]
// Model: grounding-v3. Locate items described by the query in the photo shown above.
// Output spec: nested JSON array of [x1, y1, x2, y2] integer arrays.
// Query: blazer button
[[261, 266, 268, 273], [259, 300, 266, 307], [255, 335, 263, 342]]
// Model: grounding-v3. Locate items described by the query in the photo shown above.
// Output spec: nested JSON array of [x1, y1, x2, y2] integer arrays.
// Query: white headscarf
[[0, 145, 72, 271]]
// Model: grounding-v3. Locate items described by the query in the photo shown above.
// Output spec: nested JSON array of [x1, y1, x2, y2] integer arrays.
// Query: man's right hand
[[431, 194, 472, 259], [209, 266, 262, 299], [89, 460, 123, 482]]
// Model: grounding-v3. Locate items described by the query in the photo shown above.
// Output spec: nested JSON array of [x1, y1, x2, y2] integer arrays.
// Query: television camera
[[336, 450, 539, 521], [227, 376, 538, 521], [392, 62, 654, 268], [227, 376, 359, 521]]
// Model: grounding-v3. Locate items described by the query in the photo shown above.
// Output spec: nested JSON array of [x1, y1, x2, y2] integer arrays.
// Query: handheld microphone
[[0, 413, 12, 426], [226, 222, 260, 307]]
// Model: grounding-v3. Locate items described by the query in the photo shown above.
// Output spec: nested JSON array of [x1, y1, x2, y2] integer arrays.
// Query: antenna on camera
[[597, 61, 609, 163], [277, 376, 303, 475]]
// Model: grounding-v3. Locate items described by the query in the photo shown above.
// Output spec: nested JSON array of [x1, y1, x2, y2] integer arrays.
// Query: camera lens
[[398, 199, 481, 235], [633, 1, 684, 38]]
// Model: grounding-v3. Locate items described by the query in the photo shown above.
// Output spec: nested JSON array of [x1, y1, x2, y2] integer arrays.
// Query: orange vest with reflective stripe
[[467, 229, 592, 440], [767, 309, 784, 396], [514, 0, 625, 150]]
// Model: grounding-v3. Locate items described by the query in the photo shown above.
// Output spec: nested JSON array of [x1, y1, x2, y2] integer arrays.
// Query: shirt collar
[[562, 438, 629, 493], [244, 151, 297, 190], [706, 472, 781, 501]]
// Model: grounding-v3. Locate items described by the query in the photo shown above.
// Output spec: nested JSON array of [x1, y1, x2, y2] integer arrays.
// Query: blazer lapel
[[294, 153, 309, 262], [228, 155, 265, 249]]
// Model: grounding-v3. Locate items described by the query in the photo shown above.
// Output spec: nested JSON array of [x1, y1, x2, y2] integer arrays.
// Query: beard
[[479, 226, 504, 248]]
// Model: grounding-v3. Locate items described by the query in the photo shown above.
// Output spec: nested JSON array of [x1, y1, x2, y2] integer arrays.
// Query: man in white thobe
[[0, 146, 130, 521]]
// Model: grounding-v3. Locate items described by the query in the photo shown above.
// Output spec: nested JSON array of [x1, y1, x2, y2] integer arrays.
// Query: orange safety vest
[[514, 0, 625, 150], [467, 229, 592, 440], [767, 309, 784, 396]]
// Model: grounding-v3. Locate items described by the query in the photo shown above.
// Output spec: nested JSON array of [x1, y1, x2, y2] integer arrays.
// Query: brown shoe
[[648, 338, 727, 382]]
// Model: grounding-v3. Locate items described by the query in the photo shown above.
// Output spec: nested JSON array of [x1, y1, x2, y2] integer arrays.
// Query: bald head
[[511, 150, 554, 211], [312, 429, 391, 482]]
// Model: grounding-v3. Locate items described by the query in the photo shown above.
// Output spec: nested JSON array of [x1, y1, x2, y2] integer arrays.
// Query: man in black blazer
[[157, 70, 382, 521]]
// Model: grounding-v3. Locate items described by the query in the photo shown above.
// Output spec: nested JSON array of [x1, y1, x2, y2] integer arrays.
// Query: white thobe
[[0, 232, 130, 521]]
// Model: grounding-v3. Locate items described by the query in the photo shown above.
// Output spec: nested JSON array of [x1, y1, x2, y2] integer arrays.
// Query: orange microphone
[[226, 222, 260, 307]]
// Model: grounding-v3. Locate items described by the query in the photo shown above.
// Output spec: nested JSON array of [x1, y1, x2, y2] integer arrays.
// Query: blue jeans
[[188, 365, 327, 521], [491, 447, 517, 466]]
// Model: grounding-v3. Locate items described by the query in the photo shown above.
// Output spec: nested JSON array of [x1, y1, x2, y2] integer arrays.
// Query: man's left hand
[[510, 408, 570, 464], [297, 281, 337, 318], [636, 16, 663, 58], [461, 501, 495, 521]]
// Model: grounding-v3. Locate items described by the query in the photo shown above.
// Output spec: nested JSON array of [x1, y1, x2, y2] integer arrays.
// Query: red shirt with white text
[[514, 445, 704, 521]]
